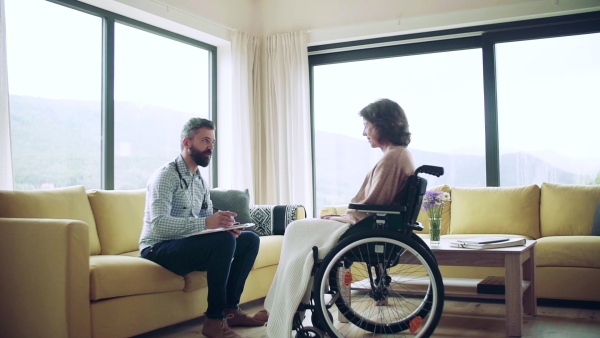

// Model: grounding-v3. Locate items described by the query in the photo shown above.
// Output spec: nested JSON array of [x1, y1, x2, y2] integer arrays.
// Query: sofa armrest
[[249, 204, 306, 236], [0, 218, 91, 338]]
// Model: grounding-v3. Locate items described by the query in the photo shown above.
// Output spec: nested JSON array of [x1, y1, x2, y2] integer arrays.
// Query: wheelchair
[[293, 165, 445, 338]]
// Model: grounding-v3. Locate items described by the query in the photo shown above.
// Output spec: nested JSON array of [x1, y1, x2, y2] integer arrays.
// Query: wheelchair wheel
[[313, 230, 444, 337], [410, 232, 438, 264], [296, 326, 325, 338]]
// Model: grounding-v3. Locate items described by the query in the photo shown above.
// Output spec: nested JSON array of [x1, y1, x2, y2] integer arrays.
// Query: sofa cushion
[[535, 236, 600, 269], [540, 183, 600, 237], [319, 205, 348, 217], [249, 205, 306, 236], [416, 185, 451, 234], [183, 271, 208, 292], [89, 255, 184, 301], [449, 184, 540, 239], [253, 235, 284, 269], [210, 188, 253, 224], [0, 185, 101, 255], [88, 189, 146, 255]]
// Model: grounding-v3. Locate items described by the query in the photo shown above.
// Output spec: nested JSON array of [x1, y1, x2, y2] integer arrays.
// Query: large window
[[5, 0, 102, 190], [5, 0, 216, 190], [114, 23, 211, 189], [313, 49, 485, 211], [496, 33, 600, 186], [310, 12, 600, 214]]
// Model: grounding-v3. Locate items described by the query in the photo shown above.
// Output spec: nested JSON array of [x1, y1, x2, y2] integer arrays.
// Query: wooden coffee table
[[428, 239, 537, 337]]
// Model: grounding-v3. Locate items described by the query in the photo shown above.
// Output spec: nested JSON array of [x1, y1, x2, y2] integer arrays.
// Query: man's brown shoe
[[225, 308, 267, 327], [202, 317, 243, 338], [253, 309, 269, 323]]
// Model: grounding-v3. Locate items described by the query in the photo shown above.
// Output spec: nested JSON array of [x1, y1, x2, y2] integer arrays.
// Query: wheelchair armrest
[[415, 165, 444, 177], [408, 221, 425, 232], [348, 203, 407, 214]]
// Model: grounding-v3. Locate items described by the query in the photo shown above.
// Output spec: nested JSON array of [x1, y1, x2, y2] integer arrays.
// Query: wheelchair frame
[[293, 165, 445, 338]]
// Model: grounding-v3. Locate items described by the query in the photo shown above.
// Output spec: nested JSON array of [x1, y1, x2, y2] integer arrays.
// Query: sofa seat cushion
[[536, 236, 600, 269], [449, 185, 540, 239], [0, 185, 101, 255], [253, 235, 283, 269], [90, 255, 184, 301], [540, 183, 600, 237], [88, 189, 146, 255], [183, 271, 208, 292]]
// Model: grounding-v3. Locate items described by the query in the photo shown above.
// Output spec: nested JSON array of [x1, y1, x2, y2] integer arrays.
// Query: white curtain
[[0, 0, 14, 190], [224, 30, 261, 202], [258, 31, 313, 216]]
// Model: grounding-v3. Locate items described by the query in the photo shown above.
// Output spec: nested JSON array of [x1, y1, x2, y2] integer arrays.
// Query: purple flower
[[421, 190, 450, 218]]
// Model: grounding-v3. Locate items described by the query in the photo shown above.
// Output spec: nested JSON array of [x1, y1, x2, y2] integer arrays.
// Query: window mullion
[[482, 34, 500, 187], [102, 16, 115, 190]]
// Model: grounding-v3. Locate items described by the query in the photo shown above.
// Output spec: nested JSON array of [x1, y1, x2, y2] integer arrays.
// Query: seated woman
[[264, 98, 415, 337]]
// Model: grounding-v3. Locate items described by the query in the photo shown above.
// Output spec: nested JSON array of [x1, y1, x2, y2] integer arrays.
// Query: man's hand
[[206, 211, 237, 229], [227, 227, 242, 238]]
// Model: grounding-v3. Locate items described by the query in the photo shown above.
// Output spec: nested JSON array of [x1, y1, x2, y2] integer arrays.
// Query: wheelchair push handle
[[415, 165, 444, 177]]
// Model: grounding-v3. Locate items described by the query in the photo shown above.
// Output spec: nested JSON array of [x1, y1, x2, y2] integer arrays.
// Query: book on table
[[189, 223, 255, 236], [450, 236, 525, 249]]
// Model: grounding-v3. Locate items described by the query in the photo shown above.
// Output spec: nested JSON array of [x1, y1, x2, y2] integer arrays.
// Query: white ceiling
[[83, 0, 600, 45]]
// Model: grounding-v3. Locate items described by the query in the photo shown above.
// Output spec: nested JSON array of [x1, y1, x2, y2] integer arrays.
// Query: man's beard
[[189, 146, 211, 167]]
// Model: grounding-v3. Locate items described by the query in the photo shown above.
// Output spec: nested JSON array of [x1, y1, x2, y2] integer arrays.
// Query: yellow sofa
[[321, 182, 600, 302], [0, 186, 305, 338]]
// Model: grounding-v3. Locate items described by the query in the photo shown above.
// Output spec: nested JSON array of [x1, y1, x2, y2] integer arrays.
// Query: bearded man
[[139, 118, 267, 338]]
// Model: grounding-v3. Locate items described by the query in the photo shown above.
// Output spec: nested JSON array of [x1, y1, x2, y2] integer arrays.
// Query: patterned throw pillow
[[209, 188, 253, 224], [249, 205, 302, 236]]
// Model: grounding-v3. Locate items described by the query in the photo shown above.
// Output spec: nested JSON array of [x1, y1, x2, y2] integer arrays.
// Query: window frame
[[309, 11, 600, 212], [45, 0, 218, 189]]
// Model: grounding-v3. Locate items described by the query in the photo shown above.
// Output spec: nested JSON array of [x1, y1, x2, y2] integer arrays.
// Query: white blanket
[[265, 218, 351, 338]]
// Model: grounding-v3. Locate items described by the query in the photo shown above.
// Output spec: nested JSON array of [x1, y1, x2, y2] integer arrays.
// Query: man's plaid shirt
[[139, 155, 213, 251]]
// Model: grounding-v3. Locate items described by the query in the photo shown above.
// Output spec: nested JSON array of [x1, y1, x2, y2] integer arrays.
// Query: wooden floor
[[134, 298, 600, 338]]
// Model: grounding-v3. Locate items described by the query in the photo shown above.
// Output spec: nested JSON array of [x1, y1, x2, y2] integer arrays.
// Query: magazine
[[450, 237, 526, 249], [455, 236, 510, 244]]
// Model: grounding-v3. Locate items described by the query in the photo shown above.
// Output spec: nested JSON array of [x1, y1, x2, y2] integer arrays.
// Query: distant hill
[[8, 95, 598, 194], [9, 95, 191, 190], [314, 130, 594, 210]]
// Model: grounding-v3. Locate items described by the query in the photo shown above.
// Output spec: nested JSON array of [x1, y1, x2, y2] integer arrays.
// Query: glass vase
[[429, 217, 441, 246]]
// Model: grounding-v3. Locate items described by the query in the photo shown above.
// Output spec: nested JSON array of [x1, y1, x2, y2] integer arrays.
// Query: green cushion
[[209, 189, 253, 224]]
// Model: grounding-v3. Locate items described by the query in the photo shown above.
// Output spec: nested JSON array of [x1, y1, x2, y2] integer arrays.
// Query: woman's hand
[[321, 214, 347, 223]]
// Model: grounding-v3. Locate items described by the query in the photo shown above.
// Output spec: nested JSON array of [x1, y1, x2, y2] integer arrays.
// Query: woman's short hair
[[359, 98, 411, 146], [180, 118, 214, 149]]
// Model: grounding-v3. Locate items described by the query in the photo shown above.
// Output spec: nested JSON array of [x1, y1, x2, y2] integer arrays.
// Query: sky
[[313, 33, 600, 174], [5, 0, 600, 175], [4, 0, 210, 115]]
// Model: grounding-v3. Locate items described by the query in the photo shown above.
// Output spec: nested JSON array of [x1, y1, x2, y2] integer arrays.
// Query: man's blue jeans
[[140, 231, 260, 319]]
